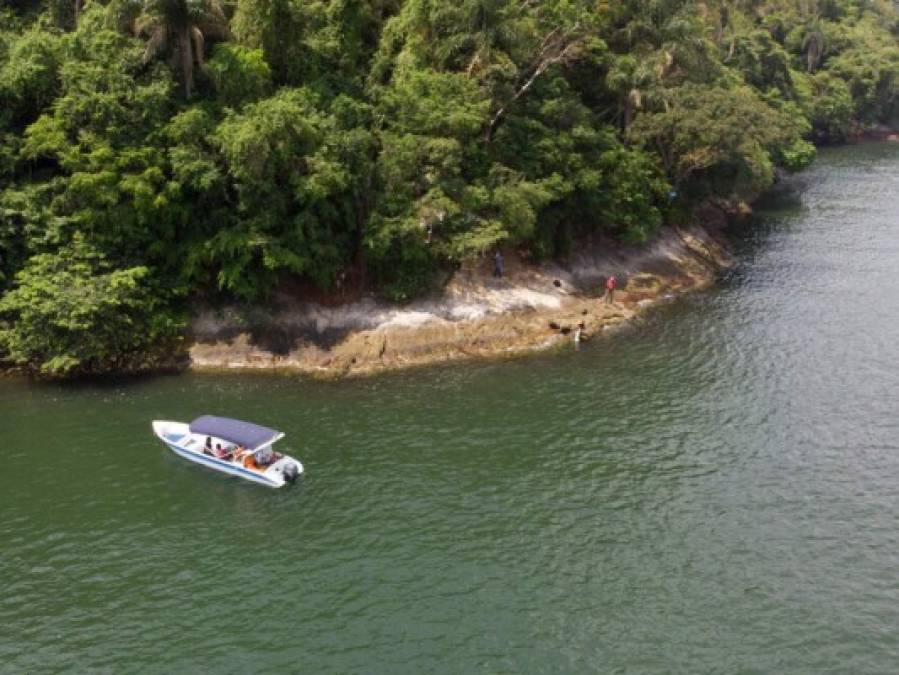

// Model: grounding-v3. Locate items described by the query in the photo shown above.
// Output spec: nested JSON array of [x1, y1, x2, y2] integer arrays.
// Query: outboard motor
[[283, 462, 300, 484]]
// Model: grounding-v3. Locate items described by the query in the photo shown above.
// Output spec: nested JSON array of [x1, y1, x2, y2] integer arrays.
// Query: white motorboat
[[152, 415, 303, 488]]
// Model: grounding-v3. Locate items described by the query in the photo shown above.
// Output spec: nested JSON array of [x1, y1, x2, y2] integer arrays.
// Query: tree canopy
[[2, 0, 899, 374]]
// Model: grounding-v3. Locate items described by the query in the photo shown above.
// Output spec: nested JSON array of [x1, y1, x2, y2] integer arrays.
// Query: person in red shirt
[[605, 275, 617, 304]]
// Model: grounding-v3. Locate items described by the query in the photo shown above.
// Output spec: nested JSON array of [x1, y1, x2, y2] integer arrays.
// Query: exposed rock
[[188, 225, 733, 377]]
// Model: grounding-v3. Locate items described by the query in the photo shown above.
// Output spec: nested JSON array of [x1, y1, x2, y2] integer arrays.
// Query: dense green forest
[[2, 0, 899, 375]]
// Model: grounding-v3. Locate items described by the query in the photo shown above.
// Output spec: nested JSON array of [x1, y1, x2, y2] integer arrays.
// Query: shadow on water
[[26, 370, 186, 394], [718, 175, 809, 289]]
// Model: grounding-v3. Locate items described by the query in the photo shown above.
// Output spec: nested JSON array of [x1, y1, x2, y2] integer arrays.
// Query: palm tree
[[802, 18, 826, 73], [604, 0, 712, 129], [131, 0, 231, 96], [605, 53, 667, 129]]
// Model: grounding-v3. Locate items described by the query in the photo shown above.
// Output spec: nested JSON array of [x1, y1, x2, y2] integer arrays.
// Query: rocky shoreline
[[188, 223, 733, 377]]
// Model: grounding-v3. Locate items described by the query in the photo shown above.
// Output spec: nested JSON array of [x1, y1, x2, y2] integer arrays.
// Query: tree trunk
[[180, 28, 195, 97]]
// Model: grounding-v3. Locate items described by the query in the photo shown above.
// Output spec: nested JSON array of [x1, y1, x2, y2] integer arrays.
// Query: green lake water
[[2, 142, 899, 673]]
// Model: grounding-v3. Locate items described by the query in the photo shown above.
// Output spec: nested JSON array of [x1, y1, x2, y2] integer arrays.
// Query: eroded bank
[[189, 223, 732, 376]]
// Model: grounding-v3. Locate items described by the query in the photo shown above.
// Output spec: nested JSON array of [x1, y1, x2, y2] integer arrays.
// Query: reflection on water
[[2, 142, 899, 673]]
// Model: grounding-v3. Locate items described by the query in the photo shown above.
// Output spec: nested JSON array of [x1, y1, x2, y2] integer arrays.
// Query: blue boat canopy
[[189, 415, 284, 450]]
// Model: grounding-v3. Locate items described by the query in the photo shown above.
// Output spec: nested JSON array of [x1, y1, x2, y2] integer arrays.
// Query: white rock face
[[189, 226, 733, 375]]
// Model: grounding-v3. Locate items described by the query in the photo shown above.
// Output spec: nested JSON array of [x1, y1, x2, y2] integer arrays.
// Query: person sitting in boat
[[213, 443, 232, 460], [204, 436, 213, 455]]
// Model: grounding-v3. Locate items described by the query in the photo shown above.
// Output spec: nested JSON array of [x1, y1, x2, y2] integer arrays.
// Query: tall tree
[[801, 18, 826, 72], [131, 0, 230, 96]]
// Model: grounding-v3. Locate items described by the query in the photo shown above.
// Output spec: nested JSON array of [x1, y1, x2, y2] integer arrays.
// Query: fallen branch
[[484, 30, 582, 142]]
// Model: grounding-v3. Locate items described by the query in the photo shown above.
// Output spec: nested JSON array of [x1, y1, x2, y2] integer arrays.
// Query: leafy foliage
[[210, 88, 365, 295], [3, 0, 899, 375], [0, 233, 184, 376], [628, 84, 812, 196], [0, 26, 63, 129], [204, 43, 271, 107]]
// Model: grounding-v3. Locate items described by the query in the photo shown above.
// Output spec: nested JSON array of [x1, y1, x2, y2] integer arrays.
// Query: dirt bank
[[189, 224, 733, 377]]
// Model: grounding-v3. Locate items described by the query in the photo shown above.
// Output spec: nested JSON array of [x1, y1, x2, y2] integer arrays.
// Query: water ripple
[[3, 142, 899, 672]]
